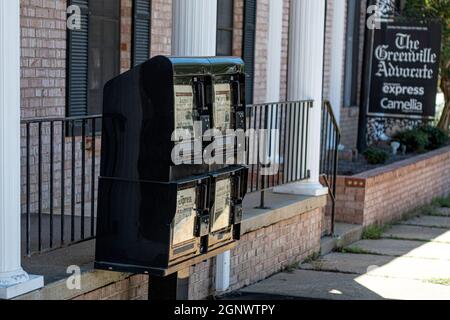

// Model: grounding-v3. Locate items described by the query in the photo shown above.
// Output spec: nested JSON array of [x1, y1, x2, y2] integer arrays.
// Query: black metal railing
[[21, 100, 313, 255], [21, 115, 102, 256], [246, 101, 312, 208], [320, 101, 340, 235]]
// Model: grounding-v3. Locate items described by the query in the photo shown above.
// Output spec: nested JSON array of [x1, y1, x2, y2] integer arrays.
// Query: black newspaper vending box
[[95, 56, 247, 277]]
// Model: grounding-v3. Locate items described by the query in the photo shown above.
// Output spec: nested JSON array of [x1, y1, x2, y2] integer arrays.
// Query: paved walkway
[[231, 208, 450, 300]]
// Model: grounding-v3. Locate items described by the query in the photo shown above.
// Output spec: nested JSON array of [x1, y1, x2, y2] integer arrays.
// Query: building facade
[[20, 0, 360, 130], [0, 0, 374, 299]]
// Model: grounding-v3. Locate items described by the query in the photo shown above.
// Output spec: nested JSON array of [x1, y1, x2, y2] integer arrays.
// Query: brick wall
[[322, 0, 333, 102], [252, 0, 290, 104], [70, 206, 322, 300], [20, 0, 134, 117], [150, 0, 172, 56], [334, 146, 450, 227], [334, 175, 365, 225], [17, 0, 318, 254], [232, 0, 244, 57], [320, 175, 333, 236], [279, 0, 289, 102], [253, 0, 269, 104], [20, 0, 67, 119], [191, 207, 322, 299], [121, 0, 133, 72], [340, 107, 360, 149], [20, 0, 68, 219], [72, 275, 149, 300], [19, 0, 127, 245], [321, 205, 332, 237]]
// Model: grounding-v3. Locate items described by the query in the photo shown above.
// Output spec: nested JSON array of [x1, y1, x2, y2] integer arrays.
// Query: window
[[67, 0, 89, 117], [67, 0, 120, 117], [132, 0, 151, 66], [216, 0, 234, 56], [242, 0, 257, 104], [343, 0, 361, 107]]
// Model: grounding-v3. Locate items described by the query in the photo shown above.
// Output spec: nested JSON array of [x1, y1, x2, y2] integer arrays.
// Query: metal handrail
[[21, 114, 102, 124], [20, 100, 314, 255], [246, 101, 313, 208], [21, 115, 101, 256], [321, 101, 340, 235]]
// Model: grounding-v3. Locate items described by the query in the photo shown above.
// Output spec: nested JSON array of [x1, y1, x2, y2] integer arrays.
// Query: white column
[[266, 0, 283, 102], [329, 0, 346, 124], [172, 0, 233, 294], [0, 0, 43, 299], [275, 0, 328, 196], [172, 0, 217, 56]]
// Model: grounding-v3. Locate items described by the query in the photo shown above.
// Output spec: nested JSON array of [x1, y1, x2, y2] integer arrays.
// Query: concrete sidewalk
[[228, 208, 450, 300]]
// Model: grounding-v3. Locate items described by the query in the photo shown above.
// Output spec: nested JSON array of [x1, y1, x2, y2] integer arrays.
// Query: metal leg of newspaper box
[[148, 268, 190, 300]]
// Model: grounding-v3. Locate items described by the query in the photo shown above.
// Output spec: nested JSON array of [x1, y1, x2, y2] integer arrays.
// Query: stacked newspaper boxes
[[95, 56, 248, 276]]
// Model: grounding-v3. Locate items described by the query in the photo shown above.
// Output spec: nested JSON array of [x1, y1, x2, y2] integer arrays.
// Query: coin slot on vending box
[[231, 78, 246, 131], [193, 79, 205, 111], [232, 175, 244, 225], [193, 77, 213, 136], [195, 181, 211, 238]]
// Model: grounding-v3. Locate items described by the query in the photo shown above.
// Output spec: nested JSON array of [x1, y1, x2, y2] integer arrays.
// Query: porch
[[0, 0, 338, 299], [13, 99, 339, 300]]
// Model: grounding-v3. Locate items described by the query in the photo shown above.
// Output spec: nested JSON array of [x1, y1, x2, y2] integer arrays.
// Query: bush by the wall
[[363, 147, 390, 165], [420, 126, 449, 150], [393, 129, 429, 153], [393, 126, 449, 153]]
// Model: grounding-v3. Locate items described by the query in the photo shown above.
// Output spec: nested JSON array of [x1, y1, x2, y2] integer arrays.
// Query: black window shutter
[[67, 0, 89, 117], [132, 0, 151, 66], [242, 0, 257, 104], [216, 0, 234, 56], [344, 0, 361, 107]]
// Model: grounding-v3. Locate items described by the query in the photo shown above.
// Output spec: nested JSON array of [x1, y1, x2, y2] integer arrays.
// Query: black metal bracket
[[148, 268, 190, 301]]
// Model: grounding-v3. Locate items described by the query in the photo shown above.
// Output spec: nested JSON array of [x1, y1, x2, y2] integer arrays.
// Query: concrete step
[[347, 239, 450, 261], [239, 269, 450, 300], [301, 252, 450, 281], [432, 208, 450, 217], [320, 223, 363, 255], [399, 216, 450, 229], [382, 225, 450, 243]]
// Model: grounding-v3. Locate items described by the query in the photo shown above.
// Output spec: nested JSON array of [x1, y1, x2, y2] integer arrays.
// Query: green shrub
[[393, 129, 429, 153], [432, 196, 450, 208], [393, 126, 449, 153], [420, 126, 449, 150], [362, 147, 390, 165]]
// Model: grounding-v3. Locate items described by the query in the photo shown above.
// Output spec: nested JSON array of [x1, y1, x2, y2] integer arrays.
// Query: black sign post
[[358, 19, 442, 149]]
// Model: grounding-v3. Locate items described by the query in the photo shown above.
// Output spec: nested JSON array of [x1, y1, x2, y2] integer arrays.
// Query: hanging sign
[[367, 20, 442, 119]]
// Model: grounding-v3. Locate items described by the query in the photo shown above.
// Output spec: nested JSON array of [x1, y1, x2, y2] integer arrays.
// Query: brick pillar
[[0, 0, 43, 299], [266, 0, 283, 102]]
